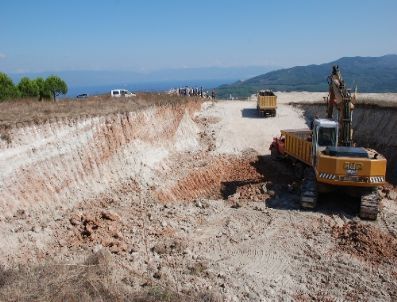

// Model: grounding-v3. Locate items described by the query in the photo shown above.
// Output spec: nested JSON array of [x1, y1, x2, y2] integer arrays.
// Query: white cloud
[[0, 52, 6, 60]]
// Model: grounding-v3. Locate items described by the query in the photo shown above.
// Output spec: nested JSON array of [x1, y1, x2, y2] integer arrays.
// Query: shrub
[[17, 77, 39, 98], [0, 72, 19, 101]]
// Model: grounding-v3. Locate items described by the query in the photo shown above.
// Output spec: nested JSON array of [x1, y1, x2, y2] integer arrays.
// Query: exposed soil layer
[[0, 99, 203, 217], [155, 151, 263, 202], [332, 221, 397, 266]]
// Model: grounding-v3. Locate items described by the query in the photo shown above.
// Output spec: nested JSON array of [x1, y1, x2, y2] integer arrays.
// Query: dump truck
[[269, 66, 387, 220], [257, 90, 277, 117]]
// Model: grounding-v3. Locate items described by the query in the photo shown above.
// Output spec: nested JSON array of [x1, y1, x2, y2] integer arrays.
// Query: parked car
[[76, 93, 89, 99], [110, 89, 136, 98]]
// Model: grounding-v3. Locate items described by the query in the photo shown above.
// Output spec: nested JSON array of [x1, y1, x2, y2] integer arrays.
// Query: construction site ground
[[0, 93, 396, 301]]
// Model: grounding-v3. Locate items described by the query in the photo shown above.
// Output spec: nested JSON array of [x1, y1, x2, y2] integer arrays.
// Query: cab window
[[318, 127, 336, 146]]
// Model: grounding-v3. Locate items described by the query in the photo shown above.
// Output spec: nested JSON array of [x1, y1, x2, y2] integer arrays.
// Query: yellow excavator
[[270, 66, 387, 220]]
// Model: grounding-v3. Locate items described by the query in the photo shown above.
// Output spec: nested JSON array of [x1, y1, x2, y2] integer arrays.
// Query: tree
[[0, 72, 19, 101], [34, 77, 51, 101], [45, 75, 68, 101], [17, 77, 39, 98]]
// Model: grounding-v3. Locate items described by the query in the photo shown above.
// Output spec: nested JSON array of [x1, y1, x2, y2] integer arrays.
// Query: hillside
[[216, 55, 397, 98]]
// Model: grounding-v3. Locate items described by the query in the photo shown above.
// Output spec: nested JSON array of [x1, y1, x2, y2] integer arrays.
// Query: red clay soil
[[66, 208, 128, 254], [332, 221, 397, 266], [154, 148, 297, 203], [155, 153, 264, 202], [232, 182, 268, 202], [54, 195, 132, 255]]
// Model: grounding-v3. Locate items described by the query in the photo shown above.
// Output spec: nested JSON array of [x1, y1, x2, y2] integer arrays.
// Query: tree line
[[0, 72, 68, 101]]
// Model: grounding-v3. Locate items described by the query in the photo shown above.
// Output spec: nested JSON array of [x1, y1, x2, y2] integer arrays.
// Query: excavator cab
[[318, 127, 337, 147], [311, 119, 338, 164]]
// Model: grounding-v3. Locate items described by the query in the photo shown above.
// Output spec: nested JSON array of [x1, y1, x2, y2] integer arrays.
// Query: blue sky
[[0, 0, 396, 73]]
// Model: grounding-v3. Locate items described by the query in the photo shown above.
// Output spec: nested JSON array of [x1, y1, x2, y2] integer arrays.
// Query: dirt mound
[[228, 182, 268, 202], [155, 151, 264, 202], [66, 209, 128, 254], [332, 221, 397, 265], [154, 149, 297, 204]]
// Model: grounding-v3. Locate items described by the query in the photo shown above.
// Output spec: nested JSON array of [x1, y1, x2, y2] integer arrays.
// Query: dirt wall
[[0, 100, 203, 218]]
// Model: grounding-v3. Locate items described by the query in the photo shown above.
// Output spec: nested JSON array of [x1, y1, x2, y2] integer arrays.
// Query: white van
[[110, 89, 136, 98]]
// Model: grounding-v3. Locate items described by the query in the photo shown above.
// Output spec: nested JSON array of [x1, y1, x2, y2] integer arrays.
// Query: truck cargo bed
[[257, 96, 277, 110], [281, 129, 312, 165]]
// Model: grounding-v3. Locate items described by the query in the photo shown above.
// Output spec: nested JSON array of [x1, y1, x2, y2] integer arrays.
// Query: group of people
[[168, 86, 216, 99]]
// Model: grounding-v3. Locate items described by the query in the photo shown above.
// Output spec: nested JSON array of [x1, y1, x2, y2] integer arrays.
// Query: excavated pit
[[297, 103, 397, 184], [1, 98, 394, 221], [0, 98, 291, 220], [1, 96, 396, 301]]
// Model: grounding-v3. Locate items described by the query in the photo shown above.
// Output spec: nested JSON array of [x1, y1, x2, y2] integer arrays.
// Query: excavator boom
[[327, 65, 353, 146]]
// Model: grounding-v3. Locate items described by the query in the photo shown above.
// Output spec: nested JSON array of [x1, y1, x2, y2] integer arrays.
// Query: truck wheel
[[272, 110, 277, 117]]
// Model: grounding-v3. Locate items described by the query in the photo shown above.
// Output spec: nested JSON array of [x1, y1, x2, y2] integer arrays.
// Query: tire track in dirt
[[189, 207, 303, 296]]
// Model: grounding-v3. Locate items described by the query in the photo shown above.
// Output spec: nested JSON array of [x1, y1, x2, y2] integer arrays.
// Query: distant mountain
[[216, 55, 397, 98], [8, 66, 277, 97]]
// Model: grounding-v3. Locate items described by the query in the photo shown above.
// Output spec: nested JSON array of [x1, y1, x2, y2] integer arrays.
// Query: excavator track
[[359, 190, 380, 220], [300, 168, 317, 209]]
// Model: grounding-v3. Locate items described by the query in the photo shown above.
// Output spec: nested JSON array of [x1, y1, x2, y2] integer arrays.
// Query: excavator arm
[[326, 65, 354, 147]]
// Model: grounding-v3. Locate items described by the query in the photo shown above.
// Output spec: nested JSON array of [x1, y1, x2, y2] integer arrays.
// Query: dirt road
[[0, 96, 396, 301], [201, 100, 306, 154]]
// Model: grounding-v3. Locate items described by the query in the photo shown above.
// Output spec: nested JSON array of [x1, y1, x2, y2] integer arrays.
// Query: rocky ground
[[0, 94, 396, 301]]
